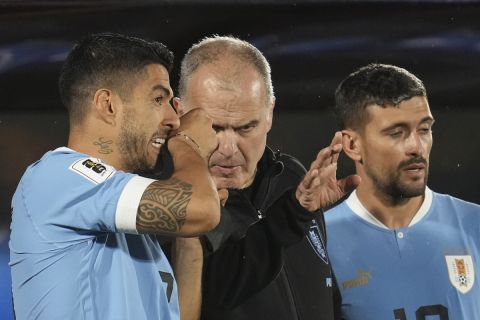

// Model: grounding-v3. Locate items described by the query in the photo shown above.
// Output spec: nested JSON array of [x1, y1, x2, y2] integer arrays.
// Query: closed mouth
[[404, 163, 425, 171]]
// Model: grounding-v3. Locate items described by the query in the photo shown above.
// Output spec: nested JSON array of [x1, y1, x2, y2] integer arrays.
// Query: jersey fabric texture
[[325, 188, 480, 320], [10, 147, 179, 320], [201, 147, 339, 320]]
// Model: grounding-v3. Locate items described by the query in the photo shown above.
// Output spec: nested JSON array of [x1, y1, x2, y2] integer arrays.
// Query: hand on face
[[295, 131, 361, 212], [172, 108, 218, 160]]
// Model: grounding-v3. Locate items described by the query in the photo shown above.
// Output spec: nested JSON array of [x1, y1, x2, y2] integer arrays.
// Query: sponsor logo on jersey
[[445, 255, 475, 294], [342, 270, 372, 290], [306, 220, 329, 264], [69, 157, 115, 184]]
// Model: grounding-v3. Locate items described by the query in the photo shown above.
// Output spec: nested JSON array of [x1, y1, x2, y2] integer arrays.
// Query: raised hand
[[172, 108, 218, 160], [295, 131, 360, 212]]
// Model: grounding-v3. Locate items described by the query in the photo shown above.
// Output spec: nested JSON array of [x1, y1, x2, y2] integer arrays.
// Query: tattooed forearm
[[137, 178, 192, 234], [93, 137, 113, 154]]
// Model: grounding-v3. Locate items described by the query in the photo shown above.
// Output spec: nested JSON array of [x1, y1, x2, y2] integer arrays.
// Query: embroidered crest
[[69, 157, 115, 184], [445, 255, 475, 294], [306, 220, 328, 264]]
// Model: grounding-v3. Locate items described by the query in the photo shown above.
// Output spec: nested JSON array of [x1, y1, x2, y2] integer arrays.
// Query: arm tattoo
[[93, 137, 113, 154], [137, 178, 192, 234]]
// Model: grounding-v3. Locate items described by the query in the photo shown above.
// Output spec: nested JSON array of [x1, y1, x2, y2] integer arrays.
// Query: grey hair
[[179, 35, 274, 105]]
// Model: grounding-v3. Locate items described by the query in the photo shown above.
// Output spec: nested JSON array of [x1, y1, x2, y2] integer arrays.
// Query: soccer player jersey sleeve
[[11, 149, 154, 250]]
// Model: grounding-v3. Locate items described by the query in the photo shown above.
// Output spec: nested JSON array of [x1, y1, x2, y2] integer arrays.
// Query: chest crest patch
[[306, 220, 329, 264], [445, 255, 475, 294]]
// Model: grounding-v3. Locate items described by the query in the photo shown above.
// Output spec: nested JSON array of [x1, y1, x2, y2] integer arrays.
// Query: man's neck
[[356, 185, 425, 229], [68, 135, 122, 170]]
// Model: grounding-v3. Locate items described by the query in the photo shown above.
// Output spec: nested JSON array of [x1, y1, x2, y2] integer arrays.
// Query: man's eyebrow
[[152, 84, 173, 98], [213, 120, 259, 131], [234, 119, 258, 129], [381, 116, 435, 132], [420, 116, 435, 124]]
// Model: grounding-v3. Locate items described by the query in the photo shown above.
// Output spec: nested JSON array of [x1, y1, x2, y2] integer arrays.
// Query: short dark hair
[[58, 32, 174, 122], [334, 63, 427, 130]]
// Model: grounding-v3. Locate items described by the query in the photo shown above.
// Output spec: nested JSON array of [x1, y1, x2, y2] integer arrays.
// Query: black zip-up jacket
[[201, 147, 340, 320]]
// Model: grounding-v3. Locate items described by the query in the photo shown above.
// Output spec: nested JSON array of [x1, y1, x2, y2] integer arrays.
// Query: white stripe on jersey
[[116, 176, 156, 233]]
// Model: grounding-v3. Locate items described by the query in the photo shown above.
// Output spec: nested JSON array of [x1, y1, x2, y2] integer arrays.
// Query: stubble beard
[[368, 159, 429, 202], [118, 112, 152, 173]]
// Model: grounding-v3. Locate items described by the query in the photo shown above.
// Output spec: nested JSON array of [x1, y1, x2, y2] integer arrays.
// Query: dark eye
[[154, 96, 164, 104], [419, 127, 431, 134], [389, 130, 403, 138], [238, 124, 256, 134], [212, 125, 223, 133]]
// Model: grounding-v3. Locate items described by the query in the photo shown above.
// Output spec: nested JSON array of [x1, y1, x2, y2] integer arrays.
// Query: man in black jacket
[[174, 36, 359, 320]]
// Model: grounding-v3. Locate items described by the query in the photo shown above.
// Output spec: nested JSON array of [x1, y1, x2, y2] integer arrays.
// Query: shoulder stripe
[[116, 176, 156, 233]]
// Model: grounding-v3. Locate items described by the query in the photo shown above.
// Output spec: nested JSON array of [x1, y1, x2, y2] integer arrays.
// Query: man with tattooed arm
[[9, 33, 222, 320]]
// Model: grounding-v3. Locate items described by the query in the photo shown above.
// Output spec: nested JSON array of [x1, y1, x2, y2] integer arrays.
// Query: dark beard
[[135, 143, 174, 180], [118, 112, 152, 173], [369, 156, 428, 202], [383, 176, 427, 200]]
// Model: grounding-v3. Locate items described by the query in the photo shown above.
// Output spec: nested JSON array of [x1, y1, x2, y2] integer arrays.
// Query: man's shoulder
[[26, 147, 89, 177], [14, 147, 132, 215], [324, 199, 352, 223], [432, 191, 480, 215], [29, 147, 122, 187]]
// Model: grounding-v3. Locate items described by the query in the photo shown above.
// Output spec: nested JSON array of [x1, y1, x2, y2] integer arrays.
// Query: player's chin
[[399, 182, 426, 198], [213, 176, 241, 190], [136, 150, 157, 173], [147, 145, 161, 161]]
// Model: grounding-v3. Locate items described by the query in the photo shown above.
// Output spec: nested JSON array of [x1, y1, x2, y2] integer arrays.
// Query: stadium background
[[1, 1, 480, 318]]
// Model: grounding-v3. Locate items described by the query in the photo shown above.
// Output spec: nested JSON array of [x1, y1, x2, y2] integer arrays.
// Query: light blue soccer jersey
[[325, 188, 480, 320], [10, 147, 179, 320]]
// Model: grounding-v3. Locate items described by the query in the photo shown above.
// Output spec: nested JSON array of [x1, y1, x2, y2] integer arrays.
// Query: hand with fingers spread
[[295, 131, 361, 212]]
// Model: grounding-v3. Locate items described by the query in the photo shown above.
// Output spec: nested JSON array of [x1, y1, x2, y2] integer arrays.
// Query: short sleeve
[[11, 150, 155, 249]]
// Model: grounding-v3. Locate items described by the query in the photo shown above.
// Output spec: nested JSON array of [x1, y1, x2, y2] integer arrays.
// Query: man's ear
[[266, 97, 276, 132], [173, 97, 185, 116], [342, 129, 362, 162], [93, 89, 117, 125]]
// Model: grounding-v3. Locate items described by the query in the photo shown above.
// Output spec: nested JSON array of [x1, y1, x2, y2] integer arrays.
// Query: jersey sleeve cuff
[[115, 176, 156, 233]]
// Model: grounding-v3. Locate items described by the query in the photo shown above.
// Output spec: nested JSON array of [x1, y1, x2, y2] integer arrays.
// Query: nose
[[216, 130, 238, 157], [405, 132, 424, 157], [162, 103, 180, 130]]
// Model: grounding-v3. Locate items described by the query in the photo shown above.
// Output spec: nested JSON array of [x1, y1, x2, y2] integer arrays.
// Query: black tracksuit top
[[201, 147, 340, 320]]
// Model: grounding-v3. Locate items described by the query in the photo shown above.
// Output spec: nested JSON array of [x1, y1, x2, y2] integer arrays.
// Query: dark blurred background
[[1, 1, 480, 318]]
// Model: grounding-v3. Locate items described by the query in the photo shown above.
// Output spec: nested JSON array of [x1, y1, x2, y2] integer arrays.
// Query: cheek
[[144, 109, 162, 127], [241, 134, 267, 164], [364, 142, 398, 166], [423, 135, 433, 155]]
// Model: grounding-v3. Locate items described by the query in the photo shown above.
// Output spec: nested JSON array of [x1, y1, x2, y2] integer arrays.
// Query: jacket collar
[[227, 146, 285, 216]]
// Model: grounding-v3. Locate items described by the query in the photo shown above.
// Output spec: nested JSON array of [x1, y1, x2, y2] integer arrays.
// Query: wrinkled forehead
[[185, 61, 270, 103], [184, 67, 270, 113]]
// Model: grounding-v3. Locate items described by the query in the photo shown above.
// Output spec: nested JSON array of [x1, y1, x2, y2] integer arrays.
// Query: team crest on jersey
[[306, 220, 328, 264], [69, 157, 115, 184], [445, 255, 475, 294]]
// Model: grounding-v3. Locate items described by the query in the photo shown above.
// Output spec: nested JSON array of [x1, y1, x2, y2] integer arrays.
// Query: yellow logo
[[342, 270, 372, 290]]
